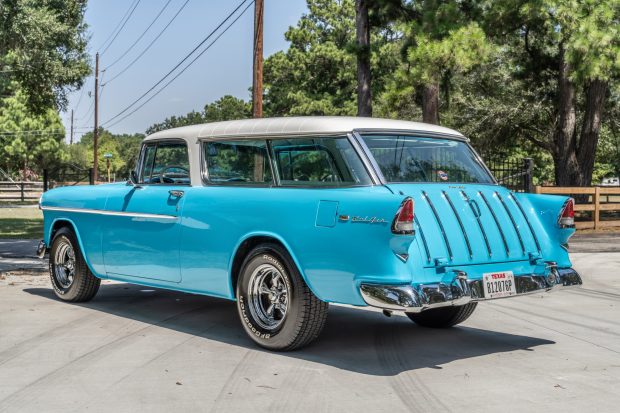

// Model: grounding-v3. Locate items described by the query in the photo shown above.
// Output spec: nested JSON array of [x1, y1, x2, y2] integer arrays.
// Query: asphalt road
[[0, 251, 619, 413]]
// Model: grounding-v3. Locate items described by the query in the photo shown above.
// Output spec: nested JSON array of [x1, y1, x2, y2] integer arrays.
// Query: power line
[[103, 0, 251, 126], [100, 0, 142, 56], [105, 1, 254, 129], [104, 0, 174, 71], [103, 0, 192, 87], [97, 0, 139, 51]]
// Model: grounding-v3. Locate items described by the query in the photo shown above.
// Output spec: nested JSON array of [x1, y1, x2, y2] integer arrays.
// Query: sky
[[64, 0, 308, 141]]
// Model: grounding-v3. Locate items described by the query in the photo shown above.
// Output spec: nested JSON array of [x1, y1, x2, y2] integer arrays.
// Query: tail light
[[392, 197, 414, 234], [558, 198, 575, 228]]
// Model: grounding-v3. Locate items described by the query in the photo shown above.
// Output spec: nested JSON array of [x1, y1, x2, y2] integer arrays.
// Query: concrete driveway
[[0, 248, 619, 412]]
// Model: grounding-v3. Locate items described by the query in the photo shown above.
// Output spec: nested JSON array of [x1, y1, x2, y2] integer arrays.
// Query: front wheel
[[236, 243, 328, 351], [406, 302, 477, 328], [49, 227, 100, 302]]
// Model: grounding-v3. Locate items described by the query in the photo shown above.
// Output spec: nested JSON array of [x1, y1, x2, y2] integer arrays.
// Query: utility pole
[[93, 52, 99, 183], [252, 0, 264, 118], [70, 109, 74, 145]]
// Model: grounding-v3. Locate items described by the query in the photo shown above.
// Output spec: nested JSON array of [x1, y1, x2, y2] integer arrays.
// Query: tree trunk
[[422, 83, 440, 124], [552, 44, 579, 186], [356, 0, 372, 117], [577, 79, 608, 186]]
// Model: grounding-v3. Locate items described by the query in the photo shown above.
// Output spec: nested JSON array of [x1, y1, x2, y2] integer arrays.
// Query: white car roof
[[143, 116, 466, 143]]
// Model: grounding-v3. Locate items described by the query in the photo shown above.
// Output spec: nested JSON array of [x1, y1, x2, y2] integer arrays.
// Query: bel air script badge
[[339, 215, 387, 224]]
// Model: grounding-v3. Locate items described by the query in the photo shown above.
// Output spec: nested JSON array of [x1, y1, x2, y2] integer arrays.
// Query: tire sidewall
[[49, 228, 85, 301], [236, 245, 302, 350]]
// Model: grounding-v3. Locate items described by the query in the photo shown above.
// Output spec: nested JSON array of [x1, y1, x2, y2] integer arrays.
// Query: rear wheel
[[236, 243, 328, 351], [406, 302, 477, 328], [49, 227, 100, 302]]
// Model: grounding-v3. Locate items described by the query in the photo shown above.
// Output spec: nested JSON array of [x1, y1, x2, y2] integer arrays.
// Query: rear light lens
[[558, 198, 575, 228], [392, 197, 414, 234]]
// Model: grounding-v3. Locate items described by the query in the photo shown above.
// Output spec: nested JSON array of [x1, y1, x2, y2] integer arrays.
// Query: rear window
[[361, 135, 494, 184], [271, 137, 372, 186]]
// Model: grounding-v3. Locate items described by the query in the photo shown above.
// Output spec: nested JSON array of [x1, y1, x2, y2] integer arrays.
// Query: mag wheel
[[236, 243, 328, 351], [49, 227, 100, 302], [406, 302, 477, 328]]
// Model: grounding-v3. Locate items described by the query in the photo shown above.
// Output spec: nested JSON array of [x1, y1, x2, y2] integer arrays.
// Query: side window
[[203, 140, 273, 185], [270, 137, 372, 186], [140, 142, 190, 185]]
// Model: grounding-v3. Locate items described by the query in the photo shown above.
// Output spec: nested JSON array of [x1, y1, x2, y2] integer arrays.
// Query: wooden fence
[[535, 186, 620, 230], [0, 181, 43, 201]]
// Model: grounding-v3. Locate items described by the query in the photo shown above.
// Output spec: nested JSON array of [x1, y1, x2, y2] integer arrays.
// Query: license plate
[[482, 271, 516, 299]]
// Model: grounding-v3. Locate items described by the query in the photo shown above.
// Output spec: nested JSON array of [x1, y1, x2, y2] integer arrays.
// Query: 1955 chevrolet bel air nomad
[[38, 116, 582, 350]]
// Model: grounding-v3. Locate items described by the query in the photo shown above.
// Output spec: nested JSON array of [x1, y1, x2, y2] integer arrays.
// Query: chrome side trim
[[462, 191, 492, 257], [478, 191, 510, 257], [360, 268, 583, 312], [495, 191, 526, 256], [442, 190, 473, 259], [421, 190, 453, 261], [40, 206, 178, 220], [413, 215, 431, 263], [509, 193, 542, 253]]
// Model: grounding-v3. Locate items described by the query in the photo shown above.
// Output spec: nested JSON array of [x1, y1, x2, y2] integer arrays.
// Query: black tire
[[49, 227, 100, 302], [236, 243, 328, 351], [406, 302, 477, 328]]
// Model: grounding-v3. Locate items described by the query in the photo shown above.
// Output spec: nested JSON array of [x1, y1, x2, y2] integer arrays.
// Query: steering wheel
[[161, 165, 189, 183]]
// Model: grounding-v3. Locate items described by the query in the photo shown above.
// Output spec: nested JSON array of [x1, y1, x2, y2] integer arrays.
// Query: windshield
[[361, 134, 494, 184]]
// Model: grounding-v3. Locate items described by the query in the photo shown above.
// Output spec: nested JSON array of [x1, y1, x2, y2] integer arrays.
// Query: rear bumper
[[359, 267, 582, 312]]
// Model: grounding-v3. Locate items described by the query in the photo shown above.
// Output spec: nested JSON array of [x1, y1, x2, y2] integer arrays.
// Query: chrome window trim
[[40, 206, 178, 220], [354, 132, 498, 186], [136, 138, 192, 187], [350, 131, 385, 185]]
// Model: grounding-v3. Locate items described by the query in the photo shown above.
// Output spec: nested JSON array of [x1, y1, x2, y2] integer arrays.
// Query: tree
[[77, 129, 144, 179], [263, 0, 400, 117], [356, 0, 372, 116], [396, 1, 492, 124], [146, 95, 251, 135], [487, 0, 620, 186], [0, 89, 67, 177], [0, 0, 90, 112]]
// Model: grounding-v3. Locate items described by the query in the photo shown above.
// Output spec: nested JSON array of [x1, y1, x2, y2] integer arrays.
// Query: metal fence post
[[523, 158, 534, 193], [20, 182, 24, 202]]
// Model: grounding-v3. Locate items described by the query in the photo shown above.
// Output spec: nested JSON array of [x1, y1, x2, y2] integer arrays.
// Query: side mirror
[[127, 170, 140, 186]]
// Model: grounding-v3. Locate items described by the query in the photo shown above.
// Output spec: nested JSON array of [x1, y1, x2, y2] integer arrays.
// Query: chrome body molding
[[359, 268, 583, 312], [40, 206, 178, 221]]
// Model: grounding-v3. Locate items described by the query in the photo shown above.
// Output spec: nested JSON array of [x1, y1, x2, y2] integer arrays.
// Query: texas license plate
[[482, 271, 516, 299]]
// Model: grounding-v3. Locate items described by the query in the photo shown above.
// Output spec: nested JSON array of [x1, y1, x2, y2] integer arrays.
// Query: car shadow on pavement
[[24, 283, 554, 376]]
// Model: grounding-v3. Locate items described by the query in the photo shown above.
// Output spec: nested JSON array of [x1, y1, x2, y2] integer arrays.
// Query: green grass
[[0, 207, 43, 239]]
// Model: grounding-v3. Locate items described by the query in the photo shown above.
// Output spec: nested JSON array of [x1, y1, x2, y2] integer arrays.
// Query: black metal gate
[[485, 157, 534, 193], [43, 164, 93, 191]]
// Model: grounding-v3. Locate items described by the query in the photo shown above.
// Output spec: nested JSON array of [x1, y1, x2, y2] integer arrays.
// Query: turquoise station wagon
[[38, 117, 582, 350]]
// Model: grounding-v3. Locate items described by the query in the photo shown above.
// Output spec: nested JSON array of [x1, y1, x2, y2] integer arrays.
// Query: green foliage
[[146, 95, 251, 134], [263, 0, 400, 116], [0, 0, 90, 112], [76, 129, 144, 180], [0, 89, 67, 177]]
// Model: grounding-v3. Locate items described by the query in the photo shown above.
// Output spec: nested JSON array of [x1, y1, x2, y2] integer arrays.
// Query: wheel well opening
[[50, 220, 74, 241], [231, 236, 287, 297]]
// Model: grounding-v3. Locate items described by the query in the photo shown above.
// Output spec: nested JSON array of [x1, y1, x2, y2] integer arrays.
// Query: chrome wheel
[[52, 238, 75, 289], [248, 263, 289, 330]]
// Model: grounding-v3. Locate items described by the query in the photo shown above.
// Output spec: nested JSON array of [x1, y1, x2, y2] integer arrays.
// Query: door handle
[[169, 190, 184, 198]]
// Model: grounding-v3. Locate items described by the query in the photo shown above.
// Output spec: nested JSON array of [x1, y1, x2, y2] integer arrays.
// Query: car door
[[102, 140, 190, 283]]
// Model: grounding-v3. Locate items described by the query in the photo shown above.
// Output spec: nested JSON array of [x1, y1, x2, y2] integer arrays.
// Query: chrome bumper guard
[[359, 268, 582, 313], [36, 240, 47, 259]]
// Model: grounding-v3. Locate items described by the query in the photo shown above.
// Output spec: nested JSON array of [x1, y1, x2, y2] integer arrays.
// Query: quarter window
[[204, 140, 273, 184], [139, 142, 190, 184], [271, 137, 371, 186]]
